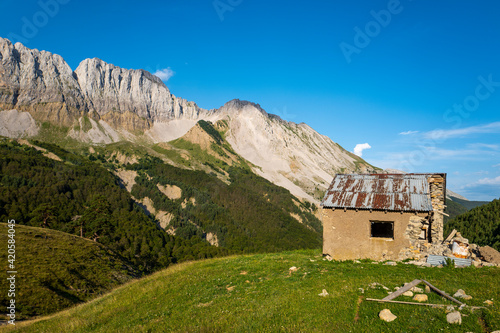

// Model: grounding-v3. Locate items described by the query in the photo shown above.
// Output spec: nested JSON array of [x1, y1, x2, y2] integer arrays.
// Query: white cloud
[[476, 176, 500, 186], [467, 143, 499, 150], [462, 175, 500, 200], [424, 122, 500, 140], [399, 130, 419, 135], [353, 143, 371, 157], [493, 164, 500, 168], [422, 146, 482, 158], [153, 68, 175, 82]]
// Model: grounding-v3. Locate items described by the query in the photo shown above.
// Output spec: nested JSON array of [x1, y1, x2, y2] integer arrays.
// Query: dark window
[[370, 221, 394, 239]]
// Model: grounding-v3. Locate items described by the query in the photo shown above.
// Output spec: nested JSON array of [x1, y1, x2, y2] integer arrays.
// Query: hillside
[[0, 138, 224, 273], [0, 134, 322, 257], [0, 223, 140, 320], [3, 250, 499, 332], [445, 199, 500, 251], [444, 192, 490, 223]]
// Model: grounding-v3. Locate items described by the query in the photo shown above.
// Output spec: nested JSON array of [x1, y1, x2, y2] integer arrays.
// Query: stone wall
[[398, 215, 431, 260], [429, 174, 446, 243]]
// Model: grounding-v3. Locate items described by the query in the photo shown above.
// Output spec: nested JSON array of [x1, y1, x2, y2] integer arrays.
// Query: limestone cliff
[[0, 37, 86, 126], [0, 37, 210, 132], [75, 58, 210, 131]]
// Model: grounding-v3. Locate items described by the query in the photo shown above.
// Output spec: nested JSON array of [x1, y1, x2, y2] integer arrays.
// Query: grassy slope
[[5, 250, 499, 333], [0, 223, 140, 320]]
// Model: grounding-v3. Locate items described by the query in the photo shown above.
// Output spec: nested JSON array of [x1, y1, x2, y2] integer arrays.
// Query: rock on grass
[[379, 309, 397, 322]]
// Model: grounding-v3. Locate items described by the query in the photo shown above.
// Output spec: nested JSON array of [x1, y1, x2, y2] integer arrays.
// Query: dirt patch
[[115, 169, 138, 193], [206, 232, 219, 247], [157, 211, 174, 229], [157, 184, 182, 200], [138, 197, 156, 216], [290, 212, 303, 224], [181, 197, 196, 208], [111, 151, 138, 165], [18, 139, 62, 162], [354, 296, 364, 323]]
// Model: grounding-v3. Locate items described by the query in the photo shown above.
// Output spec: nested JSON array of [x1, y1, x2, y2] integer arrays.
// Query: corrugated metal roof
[[321, 174, 434, 212]]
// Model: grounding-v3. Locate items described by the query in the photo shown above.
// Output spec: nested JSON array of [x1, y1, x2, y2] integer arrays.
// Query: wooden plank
[[382, 279, 421, 301], [434, 210, 450, 217], [443, 229, 457, 244], [421, 280, 464, 306], [368, 298, 447, 307], [366, 298, 485, 309]]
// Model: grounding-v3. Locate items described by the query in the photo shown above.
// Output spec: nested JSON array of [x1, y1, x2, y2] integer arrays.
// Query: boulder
[[413, 294, 428, 302], [446, 311, 462, 324], [379, 309, 397, 322], [453, 289, 466, 298], [318, 289, 329, 297], [403, 291, 414, 297], [479, 246, 500, 265]]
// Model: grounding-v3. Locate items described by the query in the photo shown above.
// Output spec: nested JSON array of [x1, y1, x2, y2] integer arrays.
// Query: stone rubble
[[398, 228, 500, 267]]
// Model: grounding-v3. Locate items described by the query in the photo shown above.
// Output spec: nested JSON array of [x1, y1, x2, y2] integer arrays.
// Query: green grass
[[0, 223, 140, 321], [151, 143, 188, 166], [169, 138, 235, 172], [4, 250, 499, 332], [33, 122, 82, 148], [81, 116, 92, 133]]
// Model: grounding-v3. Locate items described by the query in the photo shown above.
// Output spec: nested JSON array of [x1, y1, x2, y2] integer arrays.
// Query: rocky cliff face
[[0, 37, 86, 125], [75, 58, 209, 130], [0, 37, 379, 202], [0, 37, 210, 131]]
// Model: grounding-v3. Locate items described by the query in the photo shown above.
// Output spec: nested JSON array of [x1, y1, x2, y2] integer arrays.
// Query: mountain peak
[[221, 99, 267, 114]]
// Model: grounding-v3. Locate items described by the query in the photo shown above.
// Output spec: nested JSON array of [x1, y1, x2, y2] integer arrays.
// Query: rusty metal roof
[[321, 174, 435, 212]]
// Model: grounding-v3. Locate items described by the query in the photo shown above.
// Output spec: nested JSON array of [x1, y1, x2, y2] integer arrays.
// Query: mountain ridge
[[0, 37, 380, 202]]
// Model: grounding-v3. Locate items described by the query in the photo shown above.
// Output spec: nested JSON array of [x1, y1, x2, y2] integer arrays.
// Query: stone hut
[[321, 173, 446, 261]]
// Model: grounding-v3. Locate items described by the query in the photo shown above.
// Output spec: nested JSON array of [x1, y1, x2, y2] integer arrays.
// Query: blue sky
[[1, 0, 499, 200]]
